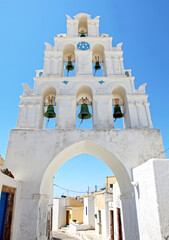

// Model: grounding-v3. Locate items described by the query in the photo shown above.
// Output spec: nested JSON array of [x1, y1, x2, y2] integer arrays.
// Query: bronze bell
[[78, 104, 92, 120], [113, 104, 124, 119], [94, 61, 101, 71], [80, 32, 86, 37], [66, 61, 74, 72], [44, 105, 56, 118]]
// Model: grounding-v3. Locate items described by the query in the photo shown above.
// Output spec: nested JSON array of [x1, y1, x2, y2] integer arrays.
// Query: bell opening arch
[[112, 86, 127, 129], [42, 85, 56, 129], [62, 43, 75, 77], [76, 85, 93, 129], [92, 44, 105, 76]]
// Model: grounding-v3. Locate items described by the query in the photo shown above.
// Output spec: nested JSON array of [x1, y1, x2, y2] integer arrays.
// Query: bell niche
[[92, 44, 104, 76], [63, 44, 75, 77], [112, 86, 126, 129], [43, 86, 56, 129], [76, 86, 93, 129], [78, 15, 88, 37]]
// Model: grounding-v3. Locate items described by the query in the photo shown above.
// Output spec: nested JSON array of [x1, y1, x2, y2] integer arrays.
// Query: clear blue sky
[[0, 0, 169, 196]]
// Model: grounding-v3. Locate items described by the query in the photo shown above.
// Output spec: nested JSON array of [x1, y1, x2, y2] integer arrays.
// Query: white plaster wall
[[17, 75, 153, 130], [83, 197, 88, 224], [4, 128, 164, 240], [133, 159, 162, 240], [52, 198, 66, 231], [153, 160, 169, 239], [83, 196, 95, 228], [5, 128, 164, 193], [133, 159, 169, 240]]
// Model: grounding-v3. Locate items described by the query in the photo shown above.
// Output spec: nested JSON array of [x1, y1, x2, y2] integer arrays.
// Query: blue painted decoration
[[62, 80, 69, 85], [98, 80, 105, 85], [39, 72, 43, 77], [77, 42, 90, 50]]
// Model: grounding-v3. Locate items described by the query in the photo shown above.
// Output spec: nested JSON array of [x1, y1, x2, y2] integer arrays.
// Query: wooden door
[[117, 208, 123, 240], [66, 211, 70, 225], [110, 210, 114, 240]]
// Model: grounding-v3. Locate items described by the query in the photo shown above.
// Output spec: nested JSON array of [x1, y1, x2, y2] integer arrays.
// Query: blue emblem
[[62, 81, 69, 85], [39, 71, 43, 77], [77, 42, 90, 50], [98, 80, 105, 85]]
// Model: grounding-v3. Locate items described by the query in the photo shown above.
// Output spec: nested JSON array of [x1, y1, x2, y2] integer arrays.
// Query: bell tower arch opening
[[78, 14, 88, 37], [92, 44, 104, 76], [42, 86, 56, 129], [62, 44, 75, 77], [112, 86, 126, 129], [76, 86, 93, 129]]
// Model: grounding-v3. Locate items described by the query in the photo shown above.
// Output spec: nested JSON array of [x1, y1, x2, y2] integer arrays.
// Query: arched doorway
[[39, 140, 139, 240]]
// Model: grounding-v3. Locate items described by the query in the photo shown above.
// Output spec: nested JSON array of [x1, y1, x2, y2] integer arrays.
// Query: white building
[[0, 13, 169, 240], [83, 196, 95, 229]]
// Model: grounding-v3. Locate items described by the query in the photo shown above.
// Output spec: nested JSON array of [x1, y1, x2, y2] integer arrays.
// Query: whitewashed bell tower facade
[[16, 13, 152, 131], [4, 13, 169, 240]]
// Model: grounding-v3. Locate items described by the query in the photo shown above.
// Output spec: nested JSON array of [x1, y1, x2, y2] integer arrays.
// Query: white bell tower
[[4, 13, 167, 240], [16, 12, 153, 131]]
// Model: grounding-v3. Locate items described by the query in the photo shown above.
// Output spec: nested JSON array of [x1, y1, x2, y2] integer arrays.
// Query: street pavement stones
[[52, 229, 106, 240], [52, 230, 80, 240]]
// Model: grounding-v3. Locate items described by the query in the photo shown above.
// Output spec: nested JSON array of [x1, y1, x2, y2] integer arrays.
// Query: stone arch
[[63, 43, 75, 62], [76, 85, 93, 128], [76, 14, 89, 36], [40, 140, 132, 196], [111, 86, 129, 129], [112, 86, 126, 106], [39, 140, 138, 240], [76, 85, 93, 102], [92, 43, 105, 76], [62, 43, 75, 76], [42, 85, 57, 128], [92, 43, 104, 62], [74, 82, 96, 96]]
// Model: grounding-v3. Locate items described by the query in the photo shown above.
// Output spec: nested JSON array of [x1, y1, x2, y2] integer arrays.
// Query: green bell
[[78, 104, 92, 120], [94, 61, 101, 71], [80, 32, 86, 37], [66, 61, 74, 72], [44, 105, 56, 118], [113, 105, 124, 119]]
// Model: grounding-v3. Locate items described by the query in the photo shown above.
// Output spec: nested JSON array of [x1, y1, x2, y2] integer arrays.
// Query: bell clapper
[[45, 118, 50, 129]]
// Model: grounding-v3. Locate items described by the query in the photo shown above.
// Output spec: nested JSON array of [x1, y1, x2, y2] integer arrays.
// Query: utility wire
[[54, 184, 87, 194], [54, 155, 86, 182]]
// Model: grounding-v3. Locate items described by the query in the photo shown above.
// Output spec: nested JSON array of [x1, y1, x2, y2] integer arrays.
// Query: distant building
[[52, 197, 84, 231], [106, 176, 116, 189], [0, 155, 4, 169]]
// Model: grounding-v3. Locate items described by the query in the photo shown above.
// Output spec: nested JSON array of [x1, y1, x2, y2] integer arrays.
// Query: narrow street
[[52, 230, 80, 240], [52, 229, 105, 240]]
